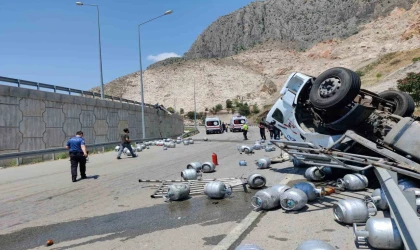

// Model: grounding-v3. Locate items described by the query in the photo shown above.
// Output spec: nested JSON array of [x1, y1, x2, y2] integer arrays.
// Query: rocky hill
[[184, 0, 416, 59], [93, 1, 420, 116]]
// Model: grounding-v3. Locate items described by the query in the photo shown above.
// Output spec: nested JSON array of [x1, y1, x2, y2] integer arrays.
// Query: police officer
[[242, 122, 249, 140], [66, 131, 88, 182]]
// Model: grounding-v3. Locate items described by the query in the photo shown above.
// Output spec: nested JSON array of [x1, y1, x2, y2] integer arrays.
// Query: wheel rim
[[318, 77, 341, 98]]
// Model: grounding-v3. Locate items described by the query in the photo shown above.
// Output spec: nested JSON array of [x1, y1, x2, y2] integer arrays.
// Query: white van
[[205, 117, 223, 134], [230, 116, 247, 132]]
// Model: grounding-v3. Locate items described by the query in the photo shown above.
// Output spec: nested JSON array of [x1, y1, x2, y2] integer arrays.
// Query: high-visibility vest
[[243, 124, 248, 131]]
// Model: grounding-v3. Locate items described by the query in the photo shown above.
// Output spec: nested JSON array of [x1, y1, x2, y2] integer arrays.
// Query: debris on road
[[46, 240, 54, 246], [255, 158, 271, 169], [251, 187, 280, 210], [202, 161, 216, 173], [304, 166, 332, 182], [235, 244, 263, 250], [247, 174, 267, 189], [166, 184, 190, 201], [280, 188, 308, 211], [181, 169, 202, 180], [293, 182, 324, 202], [187, 162, 202, 172], [239, 160, 247, 166]]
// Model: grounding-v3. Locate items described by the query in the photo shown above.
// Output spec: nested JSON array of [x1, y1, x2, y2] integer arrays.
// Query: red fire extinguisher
[[212, 152, 218, 166]]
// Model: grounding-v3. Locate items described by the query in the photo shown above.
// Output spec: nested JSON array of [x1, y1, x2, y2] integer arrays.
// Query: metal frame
[[270, 131, 420, 249], [0, 76, 156, 108]]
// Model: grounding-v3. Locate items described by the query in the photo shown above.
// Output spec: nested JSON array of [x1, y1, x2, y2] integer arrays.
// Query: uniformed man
[[242, 122, 249, 140], [117, 128, 137, 159], [66, 131, 88, 182]]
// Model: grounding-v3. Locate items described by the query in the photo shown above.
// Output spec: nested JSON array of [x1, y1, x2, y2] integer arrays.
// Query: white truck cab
[[230, 116, 247, 132], [205, 117, 223, 134], [265, 72, 343, 148]]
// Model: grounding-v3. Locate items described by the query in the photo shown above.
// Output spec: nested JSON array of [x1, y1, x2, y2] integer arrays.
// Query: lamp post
[[138, 10, 173, 139], [194, 80, 197, 130], [76, 2, 105, 99]]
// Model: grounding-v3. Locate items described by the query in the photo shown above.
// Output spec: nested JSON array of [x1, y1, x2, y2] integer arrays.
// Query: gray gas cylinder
[[280, 188, 308, 211], [296, 240, 335, 250], [187, 162, 202, 172], [247, 174, 266, 189], [333, 199, 377, 224], [337, 173, 368, 191], [293, 182, 323, 201], [202, 162, 216, 173], [165, 184, 190, 201], [354, 218, 403, 249], [204, 181, 232, 199], [251, 188, 280, 210]]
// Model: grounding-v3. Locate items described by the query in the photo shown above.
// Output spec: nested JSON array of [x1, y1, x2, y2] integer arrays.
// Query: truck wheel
[[378, 90, 415, 117], [309, 67, 361, 110]]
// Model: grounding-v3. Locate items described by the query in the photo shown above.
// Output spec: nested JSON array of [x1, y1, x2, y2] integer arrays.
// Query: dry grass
[[359, 48, 420, 87]]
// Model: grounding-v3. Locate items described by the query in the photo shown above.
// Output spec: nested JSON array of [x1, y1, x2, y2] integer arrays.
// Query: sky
[[0, 0, 256, 91]]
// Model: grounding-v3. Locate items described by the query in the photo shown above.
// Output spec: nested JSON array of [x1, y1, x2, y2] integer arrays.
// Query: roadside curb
[[212, 172, 302, 250]]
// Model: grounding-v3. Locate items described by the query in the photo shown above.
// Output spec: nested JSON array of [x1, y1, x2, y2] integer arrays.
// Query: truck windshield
[[234, 119, 245, 124], [207, 121, 219, 126]]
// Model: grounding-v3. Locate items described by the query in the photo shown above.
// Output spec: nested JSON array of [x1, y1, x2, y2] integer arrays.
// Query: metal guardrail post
[[17, 79, 21, 87], [374, 168, 420, 250], [36, 82, 40, 90], [54, 86, 57, 93], [68, 88, 71, 95]]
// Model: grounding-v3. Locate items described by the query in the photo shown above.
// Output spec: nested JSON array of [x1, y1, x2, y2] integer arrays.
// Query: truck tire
[[309, 67, 361, 110], [378, 90, 415, 117]]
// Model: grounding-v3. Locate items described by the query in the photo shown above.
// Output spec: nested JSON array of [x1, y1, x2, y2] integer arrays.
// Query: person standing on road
[[117, 128, 137, 160], [258, 121, 266, 140], [242, 122, 249, 140], [268, 122, 275, 139], [222, 122, 226, 133], [66, 131, 88, 182]]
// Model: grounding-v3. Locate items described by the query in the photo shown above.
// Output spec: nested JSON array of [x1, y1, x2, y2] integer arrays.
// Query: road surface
[[0, 127, 381, 249]]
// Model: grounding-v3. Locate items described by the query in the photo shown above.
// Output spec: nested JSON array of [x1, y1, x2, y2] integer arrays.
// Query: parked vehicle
[[205, 117, 223, 134], [265, 67, 420, 180], [230, 115, 247, 132]]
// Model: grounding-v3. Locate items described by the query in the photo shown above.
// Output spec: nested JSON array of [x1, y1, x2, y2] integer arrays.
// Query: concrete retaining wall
[[0, 85, 184, 155]]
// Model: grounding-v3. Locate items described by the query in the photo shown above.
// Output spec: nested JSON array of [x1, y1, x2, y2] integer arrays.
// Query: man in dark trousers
[[242, 122, 249, 140], [258, 120, 267, 140], [66, 131, 88, 182], [117, 128, 137, 159], [222, 122, 226, 133]]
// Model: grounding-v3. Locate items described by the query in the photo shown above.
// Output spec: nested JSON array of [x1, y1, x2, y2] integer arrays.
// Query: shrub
[[397, 72, 420, 106]]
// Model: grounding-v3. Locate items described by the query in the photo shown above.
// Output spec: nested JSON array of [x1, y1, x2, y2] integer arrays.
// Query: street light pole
[[194, 80, 197, 130], [138, 10, 173, 139], [76, 2, 105, 99]]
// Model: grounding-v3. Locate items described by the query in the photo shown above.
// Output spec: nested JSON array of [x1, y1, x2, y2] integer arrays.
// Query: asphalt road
[[0, 127, 381, 250], [0, 127, 289, 250]]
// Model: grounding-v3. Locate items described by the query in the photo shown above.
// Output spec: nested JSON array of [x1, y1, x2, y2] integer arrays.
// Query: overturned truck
[[265, 67, 420, 180]]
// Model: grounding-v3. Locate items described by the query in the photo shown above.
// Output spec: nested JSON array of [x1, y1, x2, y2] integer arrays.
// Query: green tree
[[215, 104, 223, 112], [397, 72, 420, 106], [252, 104, 260, 114], [231, 107, 236, 114], [187, 111, 195, 120], [210, 107, 217, 115], [205, 107, 209, 111], [226, 99, 233, 109], [167, 107, 175, 114], [180, 108, 184, 114], [238, 102, 250, 116]]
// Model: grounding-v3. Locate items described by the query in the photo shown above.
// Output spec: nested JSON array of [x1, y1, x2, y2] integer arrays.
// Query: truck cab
[[265, 72, 343, 148]]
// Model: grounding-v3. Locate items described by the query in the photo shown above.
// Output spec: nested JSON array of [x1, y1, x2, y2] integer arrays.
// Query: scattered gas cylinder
[[114, 145, 120, 152], [181, 169, 201, 180], [238, 145, 253, 154], [293, 182, 323, 201], [265, 146, 276, 152], [354, 218, 403, 249], [146, 146, 150, 149], [296, 240, 335, 250], [187, 162, 202, 172], [398, 178, 420, 190], [333, 199, 377, 224], [163, 147, 168, 150], [183, 140, 190, 146], [123, 148, 131, 156], [239, 160, 247, 166], [235, 244, 263, 250], [292, 158, 307, 168], [256, 158, 271, 169], [251, 188, 280, 210], [280, 188, 308, 211], [304, 166, 331, 181], [267, 141, 272, 145], [166, 184, 190, 201], [337, 174, 368, 191], [366, 188, 389, 211], [135, 146, 143, 152], [271, 184, 291, 198], [167, 142, 176, 148], [204, 181, 232, 199], [203, 137, 208, 141], [202, 162, 216, 173], [247, 174, 266, 189], [253, 144, 262, 150], [176, 139, 182, 144], [260, 139, 265, 143]]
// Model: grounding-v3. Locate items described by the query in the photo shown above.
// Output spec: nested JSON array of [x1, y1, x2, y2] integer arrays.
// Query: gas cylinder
[[212, 153, 218, 165]]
